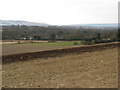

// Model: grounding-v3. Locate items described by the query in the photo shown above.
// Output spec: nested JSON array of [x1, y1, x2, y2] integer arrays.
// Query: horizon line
[[1, 19, 118, 26]]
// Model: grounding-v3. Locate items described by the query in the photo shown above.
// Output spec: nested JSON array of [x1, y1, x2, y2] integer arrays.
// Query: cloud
[[0, 0, 119, 25]]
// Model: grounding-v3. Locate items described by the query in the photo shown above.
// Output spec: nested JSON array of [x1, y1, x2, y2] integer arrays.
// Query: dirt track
[[2, 42, 120, 64]]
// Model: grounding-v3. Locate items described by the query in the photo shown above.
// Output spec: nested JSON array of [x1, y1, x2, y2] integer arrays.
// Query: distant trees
[[33, 36, 41, 40], [49, 33, 56, 42], [2, 25, 118, 44], [97, 33, 101, 40], [57, 31, 63, 39]]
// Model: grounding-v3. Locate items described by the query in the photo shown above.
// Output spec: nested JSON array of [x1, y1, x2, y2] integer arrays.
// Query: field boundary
[[2, 42, 120, 64]]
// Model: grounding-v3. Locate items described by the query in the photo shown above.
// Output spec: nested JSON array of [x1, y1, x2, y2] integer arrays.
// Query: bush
[[93, 39, 117, 44], [81, 40, 93, 45], [73, 42, 78, 45], [94, 40, 108, 44]]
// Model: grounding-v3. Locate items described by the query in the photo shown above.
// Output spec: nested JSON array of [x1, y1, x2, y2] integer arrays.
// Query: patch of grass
[[9, 41, 82, 46], [73, 42, 78, 45], [3, 41, 82, 55]]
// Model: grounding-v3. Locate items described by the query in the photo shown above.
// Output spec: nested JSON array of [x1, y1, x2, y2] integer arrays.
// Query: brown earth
[[2, 42, 119, 64], [2, 47, 118, 88], [2, 40, 48, 45], [2, 44, 68, 55]]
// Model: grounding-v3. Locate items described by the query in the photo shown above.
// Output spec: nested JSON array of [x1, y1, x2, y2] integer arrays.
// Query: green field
[[9, 41, 82, 46]]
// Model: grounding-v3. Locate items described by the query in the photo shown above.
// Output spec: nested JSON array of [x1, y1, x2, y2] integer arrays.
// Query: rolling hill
[[0, 20, 49, 26], [0, 20, 118, 29]]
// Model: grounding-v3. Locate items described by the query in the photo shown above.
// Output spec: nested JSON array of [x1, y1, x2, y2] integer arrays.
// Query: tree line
[[2, 25, 118, 43]]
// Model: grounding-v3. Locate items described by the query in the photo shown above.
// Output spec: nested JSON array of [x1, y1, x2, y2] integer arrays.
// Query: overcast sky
[[0, 0, 119, 25]]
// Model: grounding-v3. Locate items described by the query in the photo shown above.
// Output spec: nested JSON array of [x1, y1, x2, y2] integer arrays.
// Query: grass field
[[3, 41, 82, 55], [2, 47, 118, 88], [17, 41, 82, 46], [3, 41, 81, 46]]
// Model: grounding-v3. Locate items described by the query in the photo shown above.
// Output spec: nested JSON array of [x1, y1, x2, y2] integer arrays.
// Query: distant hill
[[0, 20, 118, 29], [0, 20, 49, 26], [68, 23, 118, 29], [70, 23, 118, 27]]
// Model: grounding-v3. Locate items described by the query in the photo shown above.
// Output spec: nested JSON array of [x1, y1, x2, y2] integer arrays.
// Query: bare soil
[[2, 42, 119, 64], [2, 44, 68, 55], [2, 47, 118, 88]]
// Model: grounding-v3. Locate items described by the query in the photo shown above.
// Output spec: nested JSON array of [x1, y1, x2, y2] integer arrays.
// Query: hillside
[[0, 20, 49, 26], [0, 20, 118, 29]]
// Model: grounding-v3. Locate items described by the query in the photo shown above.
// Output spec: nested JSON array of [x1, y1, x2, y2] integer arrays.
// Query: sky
[[0, 0, 119, 25]]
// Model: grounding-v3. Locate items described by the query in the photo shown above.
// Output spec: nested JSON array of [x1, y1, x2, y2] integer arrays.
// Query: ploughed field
[[2, 41, 82, 55], [2, 47, 118, 88]]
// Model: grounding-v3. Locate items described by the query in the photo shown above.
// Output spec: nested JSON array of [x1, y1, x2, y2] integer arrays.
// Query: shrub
[[73, 42, 78, 45], [94, 40, 108, 44], [81, 40, 93, 45], [93, 39, 117, 44]]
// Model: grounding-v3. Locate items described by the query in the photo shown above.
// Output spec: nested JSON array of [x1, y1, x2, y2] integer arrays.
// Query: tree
[[97, 33, 101, 40], [49, 33, 56, 42], [57, 31, 63, 39], [33, 36, 41, 40]]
